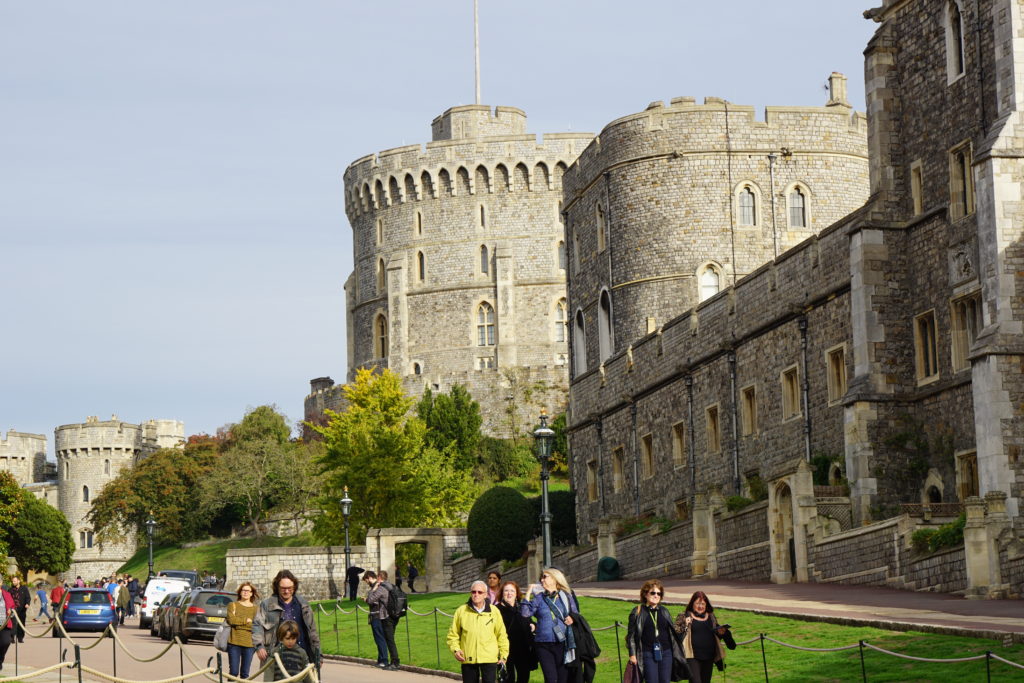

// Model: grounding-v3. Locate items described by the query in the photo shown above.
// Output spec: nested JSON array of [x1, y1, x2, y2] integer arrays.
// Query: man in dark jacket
[[8, 577, 29, 644], [252, 570, 320, 681], [345, 565, 364, 601], [407, 563, 419, 592], [126, 575, 139, 617]]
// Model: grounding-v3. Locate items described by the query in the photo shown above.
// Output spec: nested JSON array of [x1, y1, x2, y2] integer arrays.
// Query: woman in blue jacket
[[519, 568, 578, 683]]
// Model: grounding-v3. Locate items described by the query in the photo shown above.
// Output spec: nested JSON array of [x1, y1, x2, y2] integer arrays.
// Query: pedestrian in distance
[[447, 580, 509, 683], [126, 575, 139, 617], [49, 582, 65, 622], [485, 570, 502, 604], [8, 576, 29, 644], [363, 570, 399, 670], [271, 620, 310, 681], [34, 584, 50, 621], [116, 579, 129, 624], [407, 562, 419, 592], [345, 564, 364, 601], [674, 591, 729, 683], [494, 580, 536, 683], [626, 580, 682, 683], [252, 570, 320, 682], [227, 582, 259, 679], [520, 568, 579, 683]]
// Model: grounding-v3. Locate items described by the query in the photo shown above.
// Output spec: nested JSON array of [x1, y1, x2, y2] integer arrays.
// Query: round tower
[[563, 76, 870, 375], [340, 105, 594, 435], [55, 416, 146, 579]]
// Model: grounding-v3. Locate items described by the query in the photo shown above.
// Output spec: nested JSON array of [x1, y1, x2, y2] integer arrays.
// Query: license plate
[[78, 609, 100, 615], [207, 616, 224, 623]]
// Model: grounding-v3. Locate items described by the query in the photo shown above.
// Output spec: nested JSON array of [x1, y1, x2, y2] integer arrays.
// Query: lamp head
[[533, 409, 555, 463], [341, 486, 353, 517]]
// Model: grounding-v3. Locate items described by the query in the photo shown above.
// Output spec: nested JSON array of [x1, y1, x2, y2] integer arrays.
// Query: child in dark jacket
[[272, 620, 310, 681]]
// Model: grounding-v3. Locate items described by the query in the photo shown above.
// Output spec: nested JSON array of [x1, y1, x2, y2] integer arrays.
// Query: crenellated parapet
[[0, 430, 47, 486]]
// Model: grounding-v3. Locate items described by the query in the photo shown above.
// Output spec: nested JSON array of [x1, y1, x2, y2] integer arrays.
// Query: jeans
[[534, 642, 568, 683], [370, 618, 389, 664], [228, 644, 255, 678], [642, 649, 673, 683], [461, 662, 497, 683], [37, 603, 51, 619], [382, 617, 400, 664]]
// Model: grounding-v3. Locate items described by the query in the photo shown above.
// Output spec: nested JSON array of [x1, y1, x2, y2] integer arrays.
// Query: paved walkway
[[575, 578, 1024, 640]]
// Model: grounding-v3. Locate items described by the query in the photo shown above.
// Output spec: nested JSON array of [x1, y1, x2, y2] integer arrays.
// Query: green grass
[[117, 532, 318, 578], [499, 473, 571, 496], [312, 593, 1024, 683]]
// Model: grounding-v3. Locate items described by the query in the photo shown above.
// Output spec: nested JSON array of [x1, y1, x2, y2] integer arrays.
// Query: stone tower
[[333, 105, 594, 435], [0, 430, 47, 486], [55, 416, 184, 579], [563, 75, 870, 374]]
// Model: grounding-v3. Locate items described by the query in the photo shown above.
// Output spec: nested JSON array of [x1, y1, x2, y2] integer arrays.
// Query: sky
[[1, 1, 877, 449]]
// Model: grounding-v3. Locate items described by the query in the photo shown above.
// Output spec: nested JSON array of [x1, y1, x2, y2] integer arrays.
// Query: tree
[[9, 491, 74, 574], [467, 486, 535, 563], [0, 471, 25, 559], [549, 413, 568, 475], [312, 368, 476, 544], [417, 384, 483, 472]]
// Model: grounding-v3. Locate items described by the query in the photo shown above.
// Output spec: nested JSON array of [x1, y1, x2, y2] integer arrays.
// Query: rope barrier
[[78, 664, 217, 683], [0, 660, 75, 682], [763, 636, 861, 653], [989, 653, 1024, 671], [735, 637, 760, 646], [862, 642, 988, 663], [108, 626, 180, 662]]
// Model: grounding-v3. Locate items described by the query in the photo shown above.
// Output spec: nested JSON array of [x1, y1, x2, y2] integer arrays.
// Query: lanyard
[[645, 607, 659, 638]]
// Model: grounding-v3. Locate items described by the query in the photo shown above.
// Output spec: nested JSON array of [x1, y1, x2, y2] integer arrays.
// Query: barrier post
[[760, 634, 769, 682], [217, 652, 224, 683], [986, 651, 991, 682], [335, 603, 340, 653], [180, 640, 185, 678], [112, 627, 117, 678], [59, 644, 65, 683], [355, 605, 361, 656], [405, 612, 411, 662], [614, 621, 622, 683], [858, 641, 866, 682], [434, 608, 441, 669], [75, 644, 83, 683]]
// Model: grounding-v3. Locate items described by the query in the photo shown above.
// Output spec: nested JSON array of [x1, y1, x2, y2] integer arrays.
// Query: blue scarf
[[543, 591, 577, 664]]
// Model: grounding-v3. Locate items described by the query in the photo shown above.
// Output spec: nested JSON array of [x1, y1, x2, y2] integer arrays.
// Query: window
[[412, 363, 422, 375], [826, 346, 848, 404], [415, 211, 423, 236], [376, 218, 384, 245], [555, 298, 568, 343], [596, 203, 607, 252], [79, 531, 93, 549], [946, 0, 966, 81], [914, 310, 939, 381], [949, 143, 975, 219], [957, 451, 979, 499], [741, 386, 758, 436], [477, 356, 495, 370], [671, 421, 686, 467], [910, 161, 924, 216], [788, 187, 807, 228], [82, 485, 89, 502], [374, 314, 389, 358], [705, 406, 721, 453], [612, 447, 625, 492], [376, 259, 386, 294], [417, 251, 425, 281], [641, 434, 654, 479], [598, 290, 613, 361], [951, 292, 982, 371], [781, 366, 801, 420], [573, 310, 587, 375], [104, 459, 110, 475], [477, 302, 495, 346], [572, 228, 581, 273], [480, 245, 489, 274], [698, 265, 721, 302], [64, 461, 69, 479], [738, 185, 757, 226], [587, 461, 598, 502], [479, 204, 486, 228], [674, 500, 689, 521], [557, 241, 566, 271]]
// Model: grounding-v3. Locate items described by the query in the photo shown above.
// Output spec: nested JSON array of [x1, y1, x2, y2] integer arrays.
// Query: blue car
[[53, 588, 118, 637]]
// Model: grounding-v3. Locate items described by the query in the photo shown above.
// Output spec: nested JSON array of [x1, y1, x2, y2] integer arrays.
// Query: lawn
[[116, 532, 318, 578], [312, 592, 1024, 683]]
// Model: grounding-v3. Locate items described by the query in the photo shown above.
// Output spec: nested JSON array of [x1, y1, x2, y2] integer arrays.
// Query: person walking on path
[[8, 576, 29, 644], [520, 568, 578, 683], [126, 575, 139, 617], [34, 585, 50, 621], [345, 564, 364, 601], [494, 580, 535, 683], [49, 583, 65, 621], [407, 563, 419, 592], [674, 591, 728, 683], [252, 570, 320, 682], [447, 580, 509, 683], [116, 579, 129, 624], [363, 571, 399, 670], [627, 580, 681, 683], [227, 582, 259, 679]]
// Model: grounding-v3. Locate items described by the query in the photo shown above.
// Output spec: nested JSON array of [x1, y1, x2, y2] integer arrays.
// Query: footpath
[[575, 577, 1024, 641]]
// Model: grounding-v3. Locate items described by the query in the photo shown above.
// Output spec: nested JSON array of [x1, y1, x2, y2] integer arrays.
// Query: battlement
[[431, 105, 527, 140], [0, 429, 47, 486], [55, 416, 184, 453]]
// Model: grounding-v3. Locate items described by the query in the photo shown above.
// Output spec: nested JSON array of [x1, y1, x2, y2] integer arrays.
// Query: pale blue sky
[[1, 2, 876, 446]]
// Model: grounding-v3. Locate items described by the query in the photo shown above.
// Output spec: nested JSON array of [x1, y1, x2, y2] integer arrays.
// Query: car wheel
[[179, 629, 189, 644], [139, 616, 148, 630]]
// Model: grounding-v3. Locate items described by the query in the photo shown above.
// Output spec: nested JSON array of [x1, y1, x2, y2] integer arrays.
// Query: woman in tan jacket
[[227, 582, 259, 678], [673, 591, 727, 683]]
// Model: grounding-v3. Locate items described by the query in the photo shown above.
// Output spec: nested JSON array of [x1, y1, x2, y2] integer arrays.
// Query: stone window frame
[[104, 458, 110, 475], [671, 420, 686, 469], [416, 250, 425, 282], [910, 160, 924, 216], [556, 240, 567, 272], [572, 225, 581, 274], [478, 203, 487, 229], [477, 356, 495, 370], [79, 530, 94, 549], [674, 499, 689, 521], [554, 298, 568, 344], [376, 218, 384, 245], [697, 261, 723, 303], [586, 460, 599, 502], [480, 244, 490, 275], [734, 181, 763, 228], [784, 182, 811, 229], [414, 210, 423, 237], [611, 446, 625, 493], [825, 343, 849, 406], [740, 384, 758, 436], [950, 289, 983, 372], [640, 433, 654, 479], [411, 361, 423, 376], [956, 449, 979, 499], [376, 258, 386, 295], [705, 403, 722, 454], [82, 485, 90, 502], [948, 140, 975, 220], [374, 312, 389, 359], [573, 308, 587, 376], [945, 0, 967, 85], [914, 309, 940, 384], [476, 301, 496, 347], [781, 365, 801, 421], [598, 289, 614, 362], [595, 201, 607, 253]]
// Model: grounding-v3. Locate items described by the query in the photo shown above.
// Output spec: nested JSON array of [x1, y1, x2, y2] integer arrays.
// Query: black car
[[173, 589, 233, 642], [159, 592, 189, 641]]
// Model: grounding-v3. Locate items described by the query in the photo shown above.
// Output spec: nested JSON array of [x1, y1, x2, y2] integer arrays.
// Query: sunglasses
[[648, 591, 662, 596], [470, 590, 487, 594]]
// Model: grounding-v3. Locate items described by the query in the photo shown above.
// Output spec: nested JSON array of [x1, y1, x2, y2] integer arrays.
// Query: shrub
[[725, 495, 754, 512], [467, 486, 535, 563], [478, 437, 536, 480], [911, 514, 966, 554], [747, 475, 769, 501], [529, 489, 578, 546], [911, 528, 936, 554]]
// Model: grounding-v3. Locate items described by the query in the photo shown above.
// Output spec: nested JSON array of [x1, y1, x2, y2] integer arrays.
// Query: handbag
[[623, 660, 641, 683], [497, 663, 509, 683], [213, 623, 230, 652]]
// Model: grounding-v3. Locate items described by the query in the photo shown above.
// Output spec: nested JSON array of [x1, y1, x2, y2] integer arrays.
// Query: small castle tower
[[0, 430, 47, 486]]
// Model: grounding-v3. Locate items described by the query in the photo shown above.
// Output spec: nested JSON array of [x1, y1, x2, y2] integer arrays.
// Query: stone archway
[[364, 528, 460, 592], [771, 483, 795, 583]]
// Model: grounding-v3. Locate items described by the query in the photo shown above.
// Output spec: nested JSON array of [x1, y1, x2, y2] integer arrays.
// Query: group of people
[[344, 561, 420, 600]]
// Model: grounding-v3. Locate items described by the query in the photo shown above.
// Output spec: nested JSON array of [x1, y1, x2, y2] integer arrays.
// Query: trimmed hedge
[[467, 486, 535, 563]]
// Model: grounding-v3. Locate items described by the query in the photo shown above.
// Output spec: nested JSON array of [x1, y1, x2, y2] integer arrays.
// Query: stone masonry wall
[[904, 546, 967, 593], [812, 519, 902, 585], [226, 546, 372, 600], [612, 523, 694, 581]]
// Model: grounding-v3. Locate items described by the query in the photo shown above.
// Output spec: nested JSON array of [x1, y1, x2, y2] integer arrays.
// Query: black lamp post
[[533, 410, 556, 568], [341, 487, 353, 598], [145, 515, 157, 579]]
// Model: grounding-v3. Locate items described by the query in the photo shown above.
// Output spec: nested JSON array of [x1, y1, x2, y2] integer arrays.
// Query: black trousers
[[382, 617, 400, 664], [347, 579, 360, 600], [534, 642, 569, 683], [0, 627, 12, 666], [686, 658, 715, 683], [13, 609, 26, 642], [506, 650, 533, 683], [461, 662, 497, 683]]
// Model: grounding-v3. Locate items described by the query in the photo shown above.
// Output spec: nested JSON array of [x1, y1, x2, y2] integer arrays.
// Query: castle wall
[[0, 430, 47, 486]]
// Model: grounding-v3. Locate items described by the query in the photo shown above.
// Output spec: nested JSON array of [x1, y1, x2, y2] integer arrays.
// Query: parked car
[[149, 592, 179, 638], [172, 589, 234, 643], [160, 592, 189, 641], [139, 577, 190, 629], [53, 588, 117, 637]]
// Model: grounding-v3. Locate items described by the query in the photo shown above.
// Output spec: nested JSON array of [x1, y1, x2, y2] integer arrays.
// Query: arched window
[[417, 251, 425, 281], [738, 186, 757, 226], [479, 205, 486, 228], [598, 290, 613, 361], [788, 187, 807, 228], [699, 265, 721, 302], [374, 314, 388, 358], [415, 211, 423, 236], [104, 459, 110, 475], [947, 0, 965, 79], [376, 218, 384, 245], [376, 259, 386, 294], [557, 241, 566, 271], [64, 461, 69, 479], [412, 362, 422, 375], [555, 298, 568, 343], [477, 302, 495, 346], [596, 202, 607, 252], [573, 310, 587, 375], [82, 485, 90, 503], [480, 245, 489, 274]]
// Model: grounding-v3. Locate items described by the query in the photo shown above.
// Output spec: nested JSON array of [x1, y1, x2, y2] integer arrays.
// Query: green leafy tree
[[417, 384, 483, 472], [549, 413, 568, 475], [312, 368, 476, 544], [9, 491, 74, 574], [0, 471, 26, 558], [468, 486, 535, 562]]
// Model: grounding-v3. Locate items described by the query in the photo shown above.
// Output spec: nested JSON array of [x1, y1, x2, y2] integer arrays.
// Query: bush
[[911, 528, 936, 554], [529, 490, 577, 546], [911, 514, 966, 554], [725, 496, 754, 512], [478, 437, 536, 480], [467, 486, 535, 563]]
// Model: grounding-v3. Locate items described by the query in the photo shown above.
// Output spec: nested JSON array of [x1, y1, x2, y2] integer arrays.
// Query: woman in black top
[[674, 591, 727, 683], [625, 579, 675, 683], [495, 581, 535, 683]]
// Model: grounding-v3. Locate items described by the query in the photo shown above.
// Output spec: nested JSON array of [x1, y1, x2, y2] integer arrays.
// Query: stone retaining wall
[[226, 545, 371, 600], [904, 546, 967, 593], [812, 519, 902, 585]]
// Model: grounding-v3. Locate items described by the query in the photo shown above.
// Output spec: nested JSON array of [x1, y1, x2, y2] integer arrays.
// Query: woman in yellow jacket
[[447, 580, 510, 683]]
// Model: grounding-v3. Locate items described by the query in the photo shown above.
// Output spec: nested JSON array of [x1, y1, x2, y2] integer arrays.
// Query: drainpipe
[[685, 374, 696, 501], [768, 153, 779, 259], [728, 350, 740, 494], [596, 418, 606, 516], [798, 316, 812, 462], [630, 402, 640, 516]]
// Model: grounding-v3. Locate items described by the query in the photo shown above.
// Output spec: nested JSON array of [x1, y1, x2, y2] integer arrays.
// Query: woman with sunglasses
[[674, 591, 728, 683], [626, 580, 676, 683], [520, 568, 578, 683], [447, 580, 509, 683], [495, 581, 536, 683]]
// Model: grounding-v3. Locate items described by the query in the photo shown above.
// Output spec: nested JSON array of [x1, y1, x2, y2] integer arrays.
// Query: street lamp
[[533, 409, 556, 568], [145, 515, 157, 579], [340, 487, 353, 599]]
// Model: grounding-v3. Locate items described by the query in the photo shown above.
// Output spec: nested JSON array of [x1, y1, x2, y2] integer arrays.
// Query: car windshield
[[68, 591, 108, 604], [201, 594, 232, 607]]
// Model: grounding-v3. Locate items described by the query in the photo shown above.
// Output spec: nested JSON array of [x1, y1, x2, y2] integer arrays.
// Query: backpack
[[385, 582, 407, 620]]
